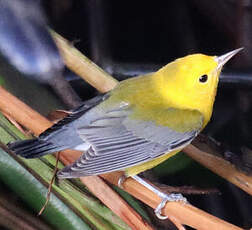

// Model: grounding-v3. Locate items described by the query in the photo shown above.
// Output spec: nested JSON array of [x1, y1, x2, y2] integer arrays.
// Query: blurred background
[[0, 0, 251, 229]]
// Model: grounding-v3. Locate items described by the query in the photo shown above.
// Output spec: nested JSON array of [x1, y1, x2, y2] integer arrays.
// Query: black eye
[[199, 74, 208, 83]]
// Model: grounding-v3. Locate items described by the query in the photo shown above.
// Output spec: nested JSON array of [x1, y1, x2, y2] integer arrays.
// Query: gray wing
[[57, 106, 203, 178]]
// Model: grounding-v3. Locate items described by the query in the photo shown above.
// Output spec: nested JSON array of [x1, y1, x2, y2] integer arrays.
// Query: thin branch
[[102, 172, 242, 230], [80, 176, 152, 230], [184, 144, 252, 196], [165, 215, 186, 230], [0, 87, 52, 135], [1, 111, 29, 135], [51, 31, 118, 93], [153, 184, 219, 195], [48, 73, 82, 109], [38, 152, 60, 216]]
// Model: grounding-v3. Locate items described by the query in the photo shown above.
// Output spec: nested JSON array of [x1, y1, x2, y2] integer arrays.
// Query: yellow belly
[[124, 149, 180, 176]]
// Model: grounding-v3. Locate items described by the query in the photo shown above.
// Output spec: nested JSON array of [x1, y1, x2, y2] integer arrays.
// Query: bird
[[8, 48, 242, 218]]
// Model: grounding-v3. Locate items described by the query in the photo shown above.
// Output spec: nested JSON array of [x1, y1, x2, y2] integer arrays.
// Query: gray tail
[[7, 138, 64, 158]]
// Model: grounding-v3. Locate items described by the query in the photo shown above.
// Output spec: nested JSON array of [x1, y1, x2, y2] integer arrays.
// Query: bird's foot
[[154, 193, 187, 219]]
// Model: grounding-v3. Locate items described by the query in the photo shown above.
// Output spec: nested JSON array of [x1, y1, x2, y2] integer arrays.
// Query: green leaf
[[0, 148, 91, 230], [25, 156, 130, 230], [0, 113, 130, 230], [0, 75, 4, 86]]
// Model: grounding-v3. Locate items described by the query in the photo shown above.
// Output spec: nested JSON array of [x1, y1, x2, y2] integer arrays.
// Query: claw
[[155, 198, 169, 219], [131, 175, 188, 220], [154, 193, 187, 219]]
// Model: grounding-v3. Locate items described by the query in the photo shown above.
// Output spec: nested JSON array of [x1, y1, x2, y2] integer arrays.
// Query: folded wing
[[58, 106, 203, 178]]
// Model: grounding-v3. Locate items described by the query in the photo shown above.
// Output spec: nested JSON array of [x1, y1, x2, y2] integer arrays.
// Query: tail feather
[[7, 138, 64, 158]]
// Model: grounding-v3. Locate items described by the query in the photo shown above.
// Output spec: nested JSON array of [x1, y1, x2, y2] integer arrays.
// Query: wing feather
[[57, 106, 203, 178]]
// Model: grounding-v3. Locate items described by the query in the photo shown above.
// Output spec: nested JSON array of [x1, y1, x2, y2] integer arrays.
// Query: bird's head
[[155, 48, 243, 126]]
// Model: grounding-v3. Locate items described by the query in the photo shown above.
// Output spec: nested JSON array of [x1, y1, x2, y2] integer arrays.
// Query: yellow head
[[154, 48, 242, 127]]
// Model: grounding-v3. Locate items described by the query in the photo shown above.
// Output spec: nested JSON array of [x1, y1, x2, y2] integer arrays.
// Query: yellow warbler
[[8, 48, 242, 218]]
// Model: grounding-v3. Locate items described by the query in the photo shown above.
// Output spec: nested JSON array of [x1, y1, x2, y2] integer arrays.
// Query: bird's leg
[[118, 174, 127, 188], [131, 175, 187, 220]]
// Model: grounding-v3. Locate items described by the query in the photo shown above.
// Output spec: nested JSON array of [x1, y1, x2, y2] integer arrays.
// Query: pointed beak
[[215, 48, 243, 69]]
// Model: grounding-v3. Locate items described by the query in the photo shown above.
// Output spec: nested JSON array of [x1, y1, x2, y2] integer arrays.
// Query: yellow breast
[[125, 149, 180, 176]]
